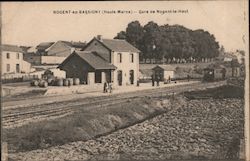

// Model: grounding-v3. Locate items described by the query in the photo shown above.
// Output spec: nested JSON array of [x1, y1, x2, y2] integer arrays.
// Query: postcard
[[1, 1, 249, 161]]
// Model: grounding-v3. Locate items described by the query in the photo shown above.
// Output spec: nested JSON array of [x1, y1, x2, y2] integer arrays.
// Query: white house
[[1, 44, 32, 75]]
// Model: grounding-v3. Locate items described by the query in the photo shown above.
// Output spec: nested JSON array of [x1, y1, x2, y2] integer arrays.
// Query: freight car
[[203, 68, 215, 82]]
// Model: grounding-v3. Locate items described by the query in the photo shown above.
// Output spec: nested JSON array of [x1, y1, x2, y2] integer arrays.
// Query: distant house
[[82, 36, 140, 86], [24, 41, 86, 65], [234, 50, 245, 64], [152, 65, 176, 81], [0, 44, 32, 75], [59, 36, 140, 86], [221, 52, 237, 62]]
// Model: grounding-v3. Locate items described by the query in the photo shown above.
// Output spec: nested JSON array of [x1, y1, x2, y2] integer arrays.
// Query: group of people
[[151, 74, 161, 87], [103, 82, 113, 93]]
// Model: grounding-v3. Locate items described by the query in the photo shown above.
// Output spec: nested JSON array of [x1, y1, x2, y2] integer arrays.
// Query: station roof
[[59, 51, 116, 70], [100, 39, 140, 53], [84, 37, 140, 53], [152, 65, 176, 71]]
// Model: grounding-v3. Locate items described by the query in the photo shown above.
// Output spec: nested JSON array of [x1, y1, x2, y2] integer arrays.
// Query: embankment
[[3, 96, 167, 153]]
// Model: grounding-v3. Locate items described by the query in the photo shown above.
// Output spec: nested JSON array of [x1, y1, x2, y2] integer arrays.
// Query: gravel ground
[[9, 97, 244, 161]]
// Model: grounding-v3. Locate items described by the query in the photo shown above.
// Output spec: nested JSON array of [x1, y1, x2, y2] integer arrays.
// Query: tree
[[125, 21, 144, 49], [142, 21, 161, 63], [114, 31, 127, 40], [115, 20, 220, 63], [220, 45, 225, 54]]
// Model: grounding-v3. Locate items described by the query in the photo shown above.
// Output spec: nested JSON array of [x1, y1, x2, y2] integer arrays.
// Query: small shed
[[152, 65, 176, 81]]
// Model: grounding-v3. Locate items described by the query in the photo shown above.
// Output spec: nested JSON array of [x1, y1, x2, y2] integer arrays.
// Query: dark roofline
[[36, 42, 55, 50], [58, 51, 78, 69], [152, 65, 176, 71]]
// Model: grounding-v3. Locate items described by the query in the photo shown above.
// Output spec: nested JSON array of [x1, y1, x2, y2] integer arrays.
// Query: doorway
[[82, 71, 88, 84], [117, 70, 122, 86], [95, 71, 102, 83], [129, 70, 134, 84], [16, 64, 20, 73]]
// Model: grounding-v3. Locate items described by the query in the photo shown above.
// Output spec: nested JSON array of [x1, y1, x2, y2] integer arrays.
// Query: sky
[[1, 1, 248, 52]]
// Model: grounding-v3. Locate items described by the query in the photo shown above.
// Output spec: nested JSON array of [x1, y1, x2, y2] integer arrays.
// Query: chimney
[[96, 35, 103, 41]]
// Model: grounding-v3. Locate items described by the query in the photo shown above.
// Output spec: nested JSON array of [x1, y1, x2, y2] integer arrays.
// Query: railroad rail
[[2, 81, 226, 128]]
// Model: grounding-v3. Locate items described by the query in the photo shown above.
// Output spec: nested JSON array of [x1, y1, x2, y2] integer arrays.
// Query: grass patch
[[3, 97, 165, 152]]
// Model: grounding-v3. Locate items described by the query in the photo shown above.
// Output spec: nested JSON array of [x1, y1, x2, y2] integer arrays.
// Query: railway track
[[2, 81, 226, 128]]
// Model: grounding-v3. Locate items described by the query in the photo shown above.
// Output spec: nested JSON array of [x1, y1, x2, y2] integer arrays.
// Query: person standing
[[156, 75, 160, 86], [221, 68, 226, 80], [109, 81, 113, 93], [103, 82, 107, 93], [151, 74, 155, 86], [187, 74, 190, 82]]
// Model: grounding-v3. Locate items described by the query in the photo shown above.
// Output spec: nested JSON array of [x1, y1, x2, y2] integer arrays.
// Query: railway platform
[[2, 80, 227, 109]]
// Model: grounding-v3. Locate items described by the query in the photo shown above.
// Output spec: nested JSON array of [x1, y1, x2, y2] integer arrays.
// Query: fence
[[1, 74, 39, 84]]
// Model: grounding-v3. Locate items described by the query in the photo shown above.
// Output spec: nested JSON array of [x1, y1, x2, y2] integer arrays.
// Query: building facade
[[83, 36, 140, 86], [1, 44, 31, 75]]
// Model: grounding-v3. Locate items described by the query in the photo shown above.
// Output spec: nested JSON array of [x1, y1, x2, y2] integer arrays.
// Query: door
[[95, 71, 102, 83], [82, 71, 88, 84], [129, 70, 134, 84], [117, 70, 122, 86]]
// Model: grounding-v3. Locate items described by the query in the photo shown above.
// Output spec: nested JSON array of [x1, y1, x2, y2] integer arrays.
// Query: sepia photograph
[[1, 1, 249, 161]]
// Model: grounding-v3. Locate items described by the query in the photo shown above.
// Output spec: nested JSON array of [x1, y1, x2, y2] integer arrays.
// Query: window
[[6, 53, 10, 59], [16, 53, 20, 59], [117, 53, 122, 63], [130, 53, 134, 63], [7, 64, 10, 72]]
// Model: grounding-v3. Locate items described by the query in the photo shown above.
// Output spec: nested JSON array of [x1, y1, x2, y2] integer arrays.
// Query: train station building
[[59, 36, 140, 86]]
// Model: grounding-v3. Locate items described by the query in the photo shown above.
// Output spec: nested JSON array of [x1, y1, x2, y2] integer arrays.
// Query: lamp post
[[152, 44, 156, 63]]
